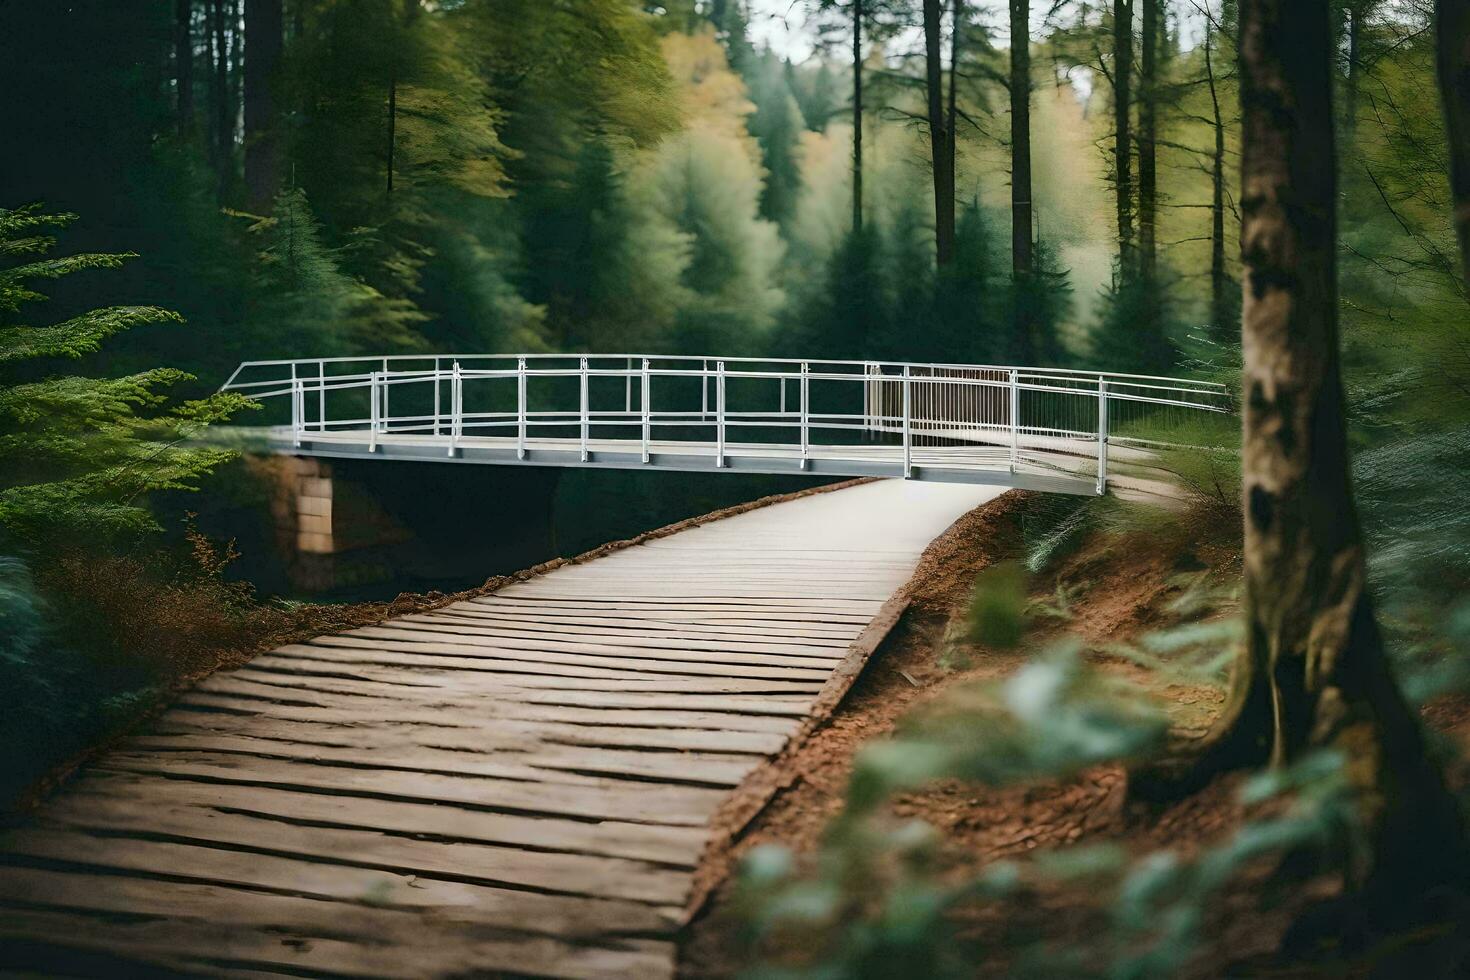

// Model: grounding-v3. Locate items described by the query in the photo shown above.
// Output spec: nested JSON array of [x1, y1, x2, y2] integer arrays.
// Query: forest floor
[[678, 490, 1470, 978]]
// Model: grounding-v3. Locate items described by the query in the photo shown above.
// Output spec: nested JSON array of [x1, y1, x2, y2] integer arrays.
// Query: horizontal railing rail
[[221, 354, 1233, 494]]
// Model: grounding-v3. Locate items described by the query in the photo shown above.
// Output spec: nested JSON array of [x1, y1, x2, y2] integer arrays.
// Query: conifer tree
[[0, 206, 248, 544]]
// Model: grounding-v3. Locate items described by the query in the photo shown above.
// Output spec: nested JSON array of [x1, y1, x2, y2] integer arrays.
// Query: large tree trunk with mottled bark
[[1439, 0, 1470, 291], [1112, 0, 1134, 270], [1010, 0, 1033, 278], [244, 0, 283, 210], [1173, 0, 1469, 908], [923, 0, 955, 266]]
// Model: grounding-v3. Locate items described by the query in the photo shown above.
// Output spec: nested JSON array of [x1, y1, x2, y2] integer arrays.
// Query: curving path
[[0, 480, 1000, 979]]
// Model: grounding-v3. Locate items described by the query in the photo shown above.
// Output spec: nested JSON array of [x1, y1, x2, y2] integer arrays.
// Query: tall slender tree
[[1111, 0, 1134, 269], [1183, 0, 1469, 902], [1138, 0, 1158, 277], [1009, 0, 1032, 277], [924, 0, 956, 265], [853, 0, 865, 231], [1203, 11, 1233, 339], [176, 0, 194, 131], [244, 0, 283, 209], [1438, 0, 1470, 290]]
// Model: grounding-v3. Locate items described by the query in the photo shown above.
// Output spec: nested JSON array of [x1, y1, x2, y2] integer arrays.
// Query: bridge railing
[[221, 355, 1232, 492]]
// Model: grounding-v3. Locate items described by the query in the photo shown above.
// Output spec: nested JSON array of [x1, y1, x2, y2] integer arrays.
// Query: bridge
[[0, 355, 1234, 977], [221, 354, 1232, 496]]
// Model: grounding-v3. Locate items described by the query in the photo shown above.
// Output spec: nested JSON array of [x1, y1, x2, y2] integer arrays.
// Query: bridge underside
[[270, 429, 1103, 496]]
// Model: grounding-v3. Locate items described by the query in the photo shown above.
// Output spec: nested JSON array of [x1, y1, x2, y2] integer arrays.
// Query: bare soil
[[677, 490, 1470, 979]]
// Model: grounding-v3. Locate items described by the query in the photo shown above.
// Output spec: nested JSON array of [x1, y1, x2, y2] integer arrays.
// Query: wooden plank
[[271, 640, 833, 681], [92, 751, 727, 828], [406, 611, 855, 648], [166, 701, 793, 752], [0, 906, 673, 980], [347, 622, 846, 660], [232, 662, 825, 697], [184, 679, 805, 732], [309, 632, 842, 670], [124, 732, 761, 788], [5, 811, 688, 907], [54, 771, 707, 867]]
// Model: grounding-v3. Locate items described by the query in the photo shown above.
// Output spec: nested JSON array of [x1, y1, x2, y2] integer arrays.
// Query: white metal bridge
[[221, 355, 1233, 496]]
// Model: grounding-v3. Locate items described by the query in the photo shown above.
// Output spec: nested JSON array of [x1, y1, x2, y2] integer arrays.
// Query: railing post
[[902, 364, 912, 479], [1096, 376, 1109, 495], [369, 370, 380, 453], [448, 361, 461, 458], [517, 356, 528, 460], [702, 359, 709, 421], [625, 357, 632, 416], [381, 357, 390, 431], [292, 376, 303, 448], [716, 360, 727, 468], [317, 360, 326, 432], [641, 358, 651, 464], [433, 356, 442, 437], [580, 356, 590, 462], [799, 361, 810, 470], [1009, 368, 1020, 473]]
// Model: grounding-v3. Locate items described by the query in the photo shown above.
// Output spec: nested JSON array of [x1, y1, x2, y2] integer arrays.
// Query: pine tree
[[0, 206, 248, 544]]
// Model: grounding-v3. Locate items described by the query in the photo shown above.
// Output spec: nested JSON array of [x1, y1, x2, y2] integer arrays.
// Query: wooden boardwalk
[[0, 480, 999, 979]]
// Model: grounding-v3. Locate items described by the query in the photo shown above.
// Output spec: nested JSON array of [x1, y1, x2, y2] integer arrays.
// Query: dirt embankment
[[678, 489, 1441, 978]]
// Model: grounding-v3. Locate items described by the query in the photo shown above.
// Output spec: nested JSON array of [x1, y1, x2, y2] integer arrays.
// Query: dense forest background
[[2, 0, 1468, 869]]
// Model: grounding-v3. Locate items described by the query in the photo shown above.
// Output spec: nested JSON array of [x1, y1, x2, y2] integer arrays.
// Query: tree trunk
[[244, 0, 283, 210], [1010, 0, 1033, 278], [948, 0, 961, 170], [1112, 0, 1134, 271], [1197, 0, 1468, 905], [176, 0, 194, 132], [852, 0, 864, 233], [1205, 19, 1229, 340], [210, 0, 232, 192], [924, 0, 955, 266], [1138, 0, 1157, 278], [1439, 0, 1470, 291]]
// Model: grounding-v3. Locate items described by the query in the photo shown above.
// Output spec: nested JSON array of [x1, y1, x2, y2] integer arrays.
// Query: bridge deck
[[276, 427, 1109, 494], [0, 480, 1000, 979]]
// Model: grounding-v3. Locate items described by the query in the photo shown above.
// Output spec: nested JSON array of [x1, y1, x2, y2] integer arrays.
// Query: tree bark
[[1010, 0, 1033, 277], [1138, 0, 1157, 278], [1205, 18, 1230, 339], [948, 0, 961, 170], [852, 0, 864, 233], [1112, 0, 1134, 271], [244, 0, 283, 210], [176, 0, 194, 132], [209, 0, 232, 192], [924, 0, 955, 266], [1439, 0, 1470, 291], [1201, 0, 1468, 903]]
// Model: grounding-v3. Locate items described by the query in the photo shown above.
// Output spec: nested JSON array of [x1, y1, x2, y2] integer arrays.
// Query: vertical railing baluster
[[369, 371, 380, 453], [1096, 376, 1109, 494], [902, 365, 912, 479], [1009, 368, 1020, 473], [641, 358, 651, 464], [702, 359, 709, 421], [799, 361, 810, 470], [317, 360, 326, 432], [716, 360, 726, 468], [433, 356, 442, 437], [517, 356, 528, 460], [381, 357, 390, 432], [448, 361, 461, 458], [580, 356, 590, 462], [292, 376, 303, 448]]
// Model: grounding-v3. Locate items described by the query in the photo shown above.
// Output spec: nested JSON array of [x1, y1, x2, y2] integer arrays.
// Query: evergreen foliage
[[0, 206, 248, 544]]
